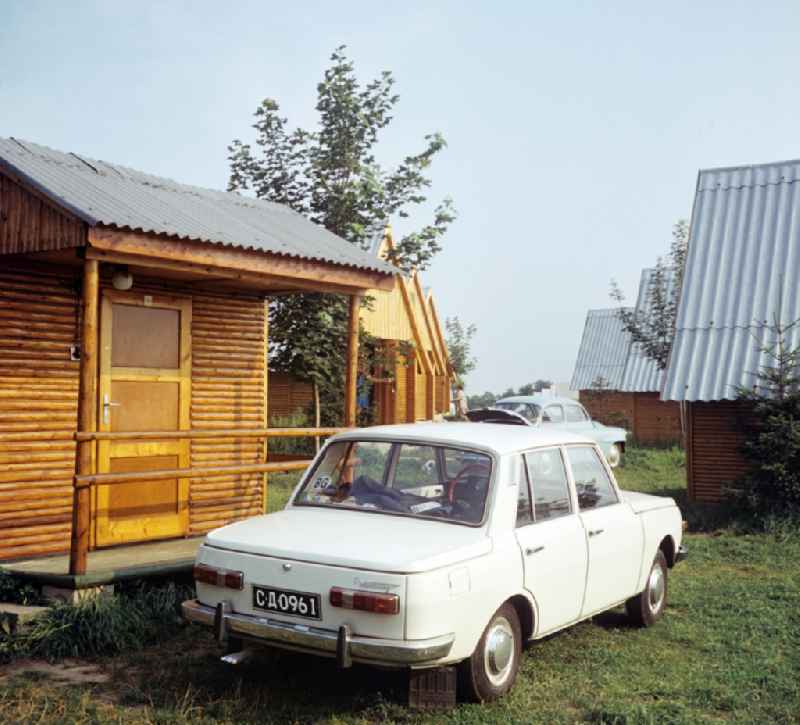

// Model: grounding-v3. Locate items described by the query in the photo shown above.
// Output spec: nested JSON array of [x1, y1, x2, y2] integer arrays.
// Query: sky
[[3, 1, 800, 394]]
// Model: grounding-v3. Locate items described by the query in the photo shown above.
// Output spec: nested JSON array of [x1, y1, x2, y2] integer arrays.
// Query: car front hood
[[204, 507, 491, 573]]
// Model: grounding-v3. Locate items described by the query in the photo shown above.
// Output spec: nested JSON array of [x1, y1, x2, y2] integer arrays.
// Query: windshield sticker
[[312, 475, 332, 490], [409, 501, 441, 514]]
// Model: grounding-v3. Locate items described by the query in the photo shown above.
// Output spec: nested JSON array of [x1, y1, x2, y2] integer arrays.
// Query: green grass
[[1, 447, 798, 723]]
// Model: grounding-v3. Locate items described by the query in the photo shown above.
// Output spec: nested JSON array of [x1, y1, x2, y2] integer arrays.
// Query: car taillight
[[193, 563, 244, 590], [329, 586, 399, 615]]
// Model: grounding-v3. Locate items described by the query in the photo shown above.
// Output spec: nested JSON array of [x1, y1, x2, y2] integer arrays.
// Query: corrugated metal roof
[[570, 308, 633, 391], [619, 267, 676, 392], [662, 158, 800, 401], [0, 137, 395, 274]]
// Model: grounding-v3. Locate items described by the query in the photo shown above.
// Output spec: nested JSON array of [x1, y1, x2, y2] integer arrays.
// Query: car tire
[[458, 602, 522, 702], [626, 550, 668, 627], [606, 443, 622, 468]]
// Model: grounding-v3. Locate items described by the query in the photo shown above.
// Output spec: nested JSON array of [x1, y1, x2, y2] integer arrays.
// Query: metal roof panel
[[570, 308, 632, 391], [663, 159, 800, 400], [0, 137, 396, 275]]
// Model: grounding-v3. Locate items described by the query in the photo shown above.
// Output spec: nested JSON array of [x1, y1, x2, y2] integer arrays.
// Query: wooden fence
[[68, 426, 345, 575]]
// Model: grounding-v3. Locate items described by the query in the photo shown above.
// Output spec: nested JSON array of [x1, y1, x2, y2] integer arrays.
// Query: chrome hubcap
[[648, 564, 665, 612], [607, 445, 620, 467], [484, 616, 514, 686]]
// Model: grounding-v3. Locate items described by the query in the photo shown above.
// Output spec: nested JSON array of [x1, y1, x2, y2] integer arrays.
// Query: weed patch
[[0, 581, 193, 663]]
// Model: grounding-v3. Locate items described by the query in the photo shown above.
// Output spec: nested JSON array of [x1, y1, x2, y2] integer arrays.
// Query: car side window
[[565, 405, 587, 423], [524, 448, 572, 521], [515, 457, 534, 527], [542, 405, 564, 423], [566, 446, 618, 510]]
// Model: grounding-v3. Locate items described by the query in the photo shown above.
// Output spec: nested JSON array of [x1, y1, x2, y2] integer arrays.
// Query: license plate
[[252, 585, 321, 620]]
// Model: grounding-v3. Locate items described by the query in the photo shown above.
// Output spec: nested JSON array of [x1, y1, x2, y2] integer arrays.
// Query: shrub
[[0, 580, 193, 663], [0, 572, 44, 606], [268, 412, 316, 458], [735, 317, 800, 510]]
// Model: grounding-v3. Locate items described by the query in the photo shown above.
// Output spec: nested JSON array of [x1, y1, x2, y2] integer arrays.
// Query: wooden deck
[[1, 537, 203, 589]]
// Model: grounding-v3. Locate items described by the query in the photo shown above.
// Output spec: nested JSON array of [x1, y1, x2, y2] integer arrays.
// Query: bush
[[0, 580, 193, 663], [0, 572, 44, 606], [268, 411, 317, 458], [735, 318, 800, 509]]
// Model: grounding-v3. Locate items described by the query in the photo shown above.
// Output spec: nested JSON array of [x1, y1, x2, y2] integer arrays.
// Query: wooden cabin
[[661, 159, 800, 502], [359, 232, 454, 424], [571, 308, 635, 429], [572, 302, 682, 445], [0, 137, 394, 569], [615, 268, 682, 445]]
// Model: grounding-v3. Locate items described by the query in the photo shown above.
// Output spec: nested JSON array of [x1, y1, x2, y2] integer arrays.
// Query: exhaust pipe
[[220, 649, 255, 666]]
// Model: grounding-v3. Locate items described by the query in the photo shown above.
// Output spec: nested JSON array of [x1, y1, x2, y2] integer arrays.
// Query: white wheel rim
[[607, 445, 620, 467], [483, 615, 515, 687], [648, 563, 665, 613]]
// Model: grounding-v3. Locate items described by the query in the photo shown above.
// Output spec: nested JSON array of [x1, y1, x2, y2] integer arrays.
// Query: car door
[[564, 445, 642, 616], [514, 447, 587, 635]]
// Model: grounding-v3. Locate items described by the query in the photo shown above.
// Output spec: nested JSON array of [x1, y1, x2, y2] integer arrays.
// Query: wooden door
[[95, 291, 191, 547]]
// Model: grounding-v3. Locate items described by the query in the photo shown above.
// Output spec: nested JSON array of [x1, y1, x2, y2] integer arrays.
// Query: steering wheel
[[447, 462, 491, 504]]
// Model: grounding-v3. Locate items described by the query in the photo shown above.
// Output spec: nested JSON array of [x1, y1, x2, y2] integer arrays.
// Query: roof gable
[[663, 159, 800, 401], [570, 308, 632, 391]]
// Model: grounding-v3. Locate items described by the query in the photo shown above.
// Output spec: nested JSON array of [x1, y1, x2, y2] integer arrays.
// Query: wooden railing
[[69, 426, 346, 575]]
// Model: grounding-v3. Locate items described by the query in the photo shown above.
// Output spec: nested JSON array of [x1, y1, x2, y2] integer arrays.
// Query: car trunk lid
[[205, 507, 491, 573]]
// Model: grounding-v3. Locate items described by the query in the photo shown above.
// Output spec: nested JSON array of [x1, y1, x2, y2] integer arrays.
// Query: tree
[[518, 380, 553, 395], [467, 391, 497, 409], [735, 316, 800, 509], [445, 317, 477, 381], [610, 220, 689, 369], [228, 47, 455, 424]]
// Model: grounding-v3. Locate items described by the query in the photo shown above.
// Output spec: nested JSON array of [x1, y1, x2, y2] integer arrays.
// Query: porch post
[[344, 294, 361, 427], [69, 258, 99, 576]]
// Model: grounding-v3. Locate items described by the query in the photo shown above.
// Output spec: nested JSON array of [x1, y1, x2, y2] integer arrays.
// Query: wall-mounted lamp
[[111, 266, 134, 291]]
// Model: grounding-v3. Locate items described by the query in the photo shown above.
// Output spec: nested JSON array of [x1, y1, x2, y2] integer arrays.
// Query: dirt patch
[[0, 658, 110, 686]]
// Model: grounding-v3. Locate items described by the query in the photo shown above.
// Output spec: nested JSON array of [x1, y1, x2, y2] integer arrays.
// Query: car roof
[[332, 422, 594, 456], [496, 395, 583, 407]]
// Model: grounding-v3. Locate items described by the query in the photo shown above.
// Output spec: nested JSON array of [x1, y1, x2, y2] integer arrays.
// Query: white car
[[182, 423, 686, 702]]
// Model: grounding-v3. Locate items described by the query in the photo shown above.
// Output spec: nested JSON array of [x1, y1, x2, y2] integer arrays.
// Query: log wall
[[0, 262, 268, 560], [0, 264, 81, 560], [0, 173, 85, 255], [688, 401, 753, 503]]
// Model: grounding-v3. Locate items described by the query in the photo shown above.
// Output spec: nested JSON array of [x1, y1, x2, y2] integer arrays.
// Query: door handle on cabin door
[[525, 546, 545, 556], [588, 528, 604, 538], [102, 394, 121, 424]]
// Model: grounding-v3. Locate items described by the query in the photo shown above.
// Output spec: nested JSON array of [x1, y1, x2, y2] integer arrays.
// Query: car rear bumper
[[181, 599, 454, 668], [675, 544, 688, 564]]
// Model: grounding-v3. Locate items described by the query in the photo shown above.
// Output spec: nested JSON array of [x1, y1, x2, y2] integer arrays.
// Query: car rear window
[[294, 440, 493, 525]]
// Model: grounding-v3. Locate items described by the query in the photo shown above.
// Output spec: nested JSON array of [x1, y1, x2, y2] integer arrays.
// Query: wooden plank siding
[[0, 173, 86, 255], [267, 373, 313, 420], [0, 264, 80, 560], [579, 390, 681, 445], [0, 261, 270, 560], [579, 391, 636, 431], [688, 401, 754, 503], [632, 393, 682, 445]]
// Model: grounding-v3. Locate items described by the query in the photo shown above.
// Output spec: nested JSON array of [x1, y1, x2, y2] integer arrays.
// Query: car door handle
[[525, 546, 545, 556], [588, 528, 604, 538]]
